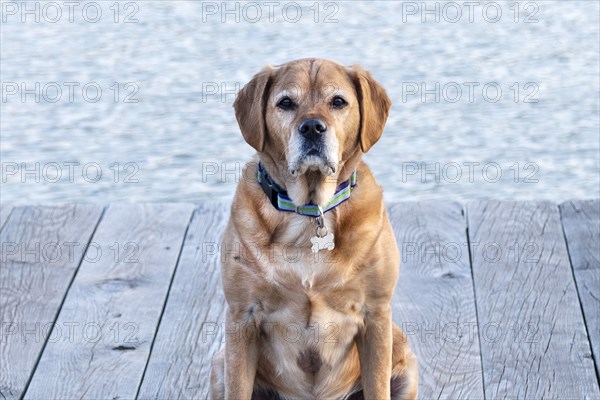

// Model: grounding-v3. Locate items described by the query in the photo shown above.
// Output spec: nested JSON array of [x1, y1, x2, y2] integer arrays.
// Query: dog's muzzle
[[290, 118, 337, 176]]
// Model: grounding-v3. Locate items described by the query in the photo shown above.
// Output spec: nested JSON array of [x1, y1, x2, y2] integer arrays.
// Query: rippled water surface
[[2, 1, 599, 204]]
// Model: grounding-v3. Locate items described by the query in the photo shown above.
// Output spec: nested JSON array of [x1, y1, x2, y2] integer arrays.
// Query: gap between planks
[[23, 203, 195, 400]]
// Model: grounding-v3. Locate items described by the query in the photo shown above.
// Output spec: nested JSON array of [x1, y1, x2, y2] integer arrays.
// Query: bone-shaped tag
[[310, 232, 335, 253]]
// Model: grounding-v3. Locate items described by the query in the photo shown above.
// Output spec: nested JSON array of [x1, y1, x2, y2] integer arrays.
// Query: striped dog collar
[[257, 162, 357, 217]]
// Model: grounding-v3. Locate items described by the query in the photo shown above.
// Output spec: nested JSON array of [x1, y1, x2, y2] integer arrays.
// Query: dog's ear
[[349, 65, 392, 153], [233, 66, 275, 153]]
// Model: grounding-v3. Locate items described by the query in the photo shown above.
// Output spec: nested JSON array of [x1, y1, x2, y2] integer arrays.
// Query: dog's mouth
[[289, 148, 337, 177], [288, 130, 339, 177]]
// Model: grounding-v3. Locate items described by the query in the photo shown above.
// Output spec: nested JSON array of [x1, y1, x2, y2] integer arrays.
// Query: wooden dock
[[1, 200, 598, 399]]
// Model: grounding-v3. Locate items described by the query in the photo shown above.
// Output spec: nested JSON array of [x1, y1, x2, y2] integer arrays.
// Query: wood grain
[[137, 203, 229, 400], [559, 199, 600, 380], [389, 202, 484, 399], [5, 200, 597, 399], [0, 205, 104, 399], [468, 200, 599, 399], [23, 203, 194, 400], [0, 204, 14, 230]]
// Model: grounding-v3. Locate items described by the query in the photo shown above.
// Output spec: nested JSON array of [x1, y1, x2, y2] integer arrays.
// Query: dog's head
[[234, 58, 391, 204]]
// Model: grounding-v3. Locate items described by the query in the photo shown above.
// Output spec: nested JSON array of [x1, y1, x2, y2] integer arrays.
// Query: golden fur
[[210, 58, 418, 400]]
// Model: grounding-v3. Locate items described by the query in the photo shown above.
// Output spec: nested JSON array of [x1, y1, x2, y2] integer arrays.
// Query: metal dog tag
[[310, 206, 334, 253], [311, 226, 335, 253]]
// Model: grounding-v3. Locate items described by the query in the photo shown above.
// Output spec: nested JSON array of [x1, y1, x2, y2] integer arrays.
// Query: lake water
[[1, 1, 599, 204]]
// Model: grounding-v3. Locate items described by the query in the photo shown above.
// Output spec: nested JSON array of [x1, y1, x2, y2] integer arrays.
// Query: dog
[[210, 58, 418, 400]]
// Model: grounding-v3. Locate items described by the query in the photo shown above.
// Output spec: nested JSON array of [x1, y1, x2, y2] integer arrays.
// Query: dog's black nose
[[299, 119, 327, 140]]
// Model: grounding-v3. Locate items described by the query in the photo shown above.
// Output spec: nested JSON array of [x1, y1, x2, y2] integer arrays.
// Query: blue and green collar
[[257, 162, 357, 218]]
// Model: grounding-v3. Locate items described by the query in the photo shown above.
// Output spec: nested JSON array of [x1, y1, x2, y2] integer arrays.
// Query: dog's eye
[[277, 97, 295, 110], [331, 96, 347, 109]]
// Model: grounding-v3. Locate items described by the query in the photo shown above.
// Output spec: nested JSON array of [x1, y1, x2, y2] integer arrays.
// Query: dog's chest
[[256, 269, 365, 381], [251, 215, 366, 389]]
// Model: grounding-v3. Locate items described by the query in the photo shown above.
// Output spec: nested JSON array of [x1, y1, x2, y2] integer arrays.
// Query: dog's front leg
[[224, 308, 258, 400], [357, 304, 393, 400]]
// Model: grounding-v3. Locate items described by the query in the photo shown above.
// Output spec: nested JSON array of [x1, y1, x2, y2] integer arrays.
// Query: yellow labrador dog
[[210, 58, 417, 400]]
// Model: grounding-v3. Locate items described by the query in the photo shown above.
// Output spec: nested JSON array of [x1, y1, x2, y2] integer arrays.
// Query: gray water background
[[1, 1, 599, 204]]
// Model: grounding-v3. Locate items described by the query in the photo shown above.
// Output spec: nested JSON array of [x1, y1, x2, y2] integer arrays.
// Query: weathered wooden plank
[[138, 203, 229, 400], [24, 203, 195, 400], [0, 205, 104, 399], [560, 199, 600, 379], [0, 205, 14, 230], [389, 202, 484, 399], [468, 200, 599, 399]]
